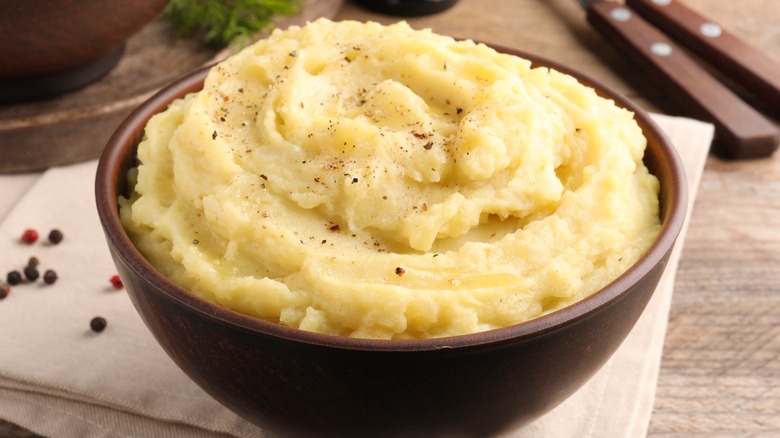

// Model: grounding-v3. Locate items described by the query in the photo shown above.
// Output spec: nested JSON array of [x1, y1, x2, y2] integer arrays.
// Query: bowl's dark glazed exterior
[[95, 47, 687, 437], [0, 0, 169, 101]]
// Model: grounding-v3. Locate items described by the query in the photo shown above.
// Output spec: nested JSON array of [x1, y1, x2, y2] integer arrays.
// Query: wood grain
[[4, 0, 780, 436]]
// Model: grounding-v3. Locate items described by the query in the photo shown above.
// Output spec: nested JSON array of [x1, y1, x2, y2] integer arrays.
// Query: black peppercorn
[[7, 270, 22, 285], [27, 256, 39, 268], [43, 269, 58, 285], [0, 283, 9, 299], [24, 266, 39, 282], [90, 317, 107, 333], [48, 229, 64, 244]]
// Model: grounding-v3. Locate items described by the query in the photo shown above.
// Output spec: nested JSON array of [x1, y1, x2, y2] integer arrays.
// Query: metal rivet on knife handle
[[609, 7, 631, 21], [584, 0, 779, 158], [650, 42, 673, 57], [627, 0, 780, 113], [699, 23, 721, 38]]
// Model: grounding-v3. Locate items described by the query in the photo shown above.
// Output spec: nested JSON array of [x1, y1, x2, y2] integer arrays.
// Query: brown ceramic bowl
[[0, 0, 169, 101], [96, 46, 687, 437]]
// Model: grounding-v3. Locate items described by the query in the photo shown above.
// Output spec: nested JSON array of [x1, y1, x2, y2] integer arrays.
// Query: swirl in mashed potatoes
[[120, 19, 661, 339]]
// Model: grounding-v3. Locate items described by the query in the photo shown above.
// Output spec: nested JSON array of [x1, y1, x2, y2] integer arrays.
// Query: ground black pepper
[[395, 267, 406, 276], [90, 317, 107, 332]]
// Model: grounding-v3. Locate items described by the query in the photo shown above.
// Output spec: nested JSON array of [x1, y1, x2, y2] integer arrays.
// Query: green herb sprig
[[164, 0, 303, 49]]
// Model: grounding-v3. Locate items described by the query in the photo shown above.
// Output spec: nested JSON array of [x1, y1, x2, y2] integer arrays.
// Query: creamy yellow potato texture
[[120, 19, 661, 339]]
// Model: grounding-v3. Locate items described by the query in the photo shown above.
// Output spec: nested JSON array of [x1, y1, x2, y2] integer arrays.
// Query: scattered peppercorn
[[395, 267, 406, 276], [24, 266, 39, 282], [21, 228, 39, 244], [48, 229, 64, 244], [43, 269, 58, 285], [110, 275, 124, 289], [27, 256, 39, 268], [90, 316, 107, 333], [0, 283, 9, 299], [7, 270, 22, 285]]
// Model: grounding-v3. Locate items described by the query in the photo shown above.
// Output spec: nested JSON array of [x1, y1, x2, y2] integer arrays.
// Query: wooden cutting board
[[0, 0, 344, 174]]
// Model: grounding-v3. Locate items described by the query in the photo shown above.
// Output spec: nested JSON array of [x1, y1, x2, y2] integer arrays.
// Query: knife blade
[[578, 0, 779, 159]]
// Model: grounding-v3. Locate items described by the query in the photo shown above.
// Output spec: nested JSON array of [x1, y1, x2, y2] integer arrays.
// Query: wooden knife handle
[[627, 0, 780, 112], [586, 1, 779, 159]]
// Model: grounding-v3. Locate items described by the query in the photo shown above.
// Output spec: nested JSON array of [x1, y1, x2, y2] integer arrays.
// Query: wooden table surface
[[3, 0, 779, 436]]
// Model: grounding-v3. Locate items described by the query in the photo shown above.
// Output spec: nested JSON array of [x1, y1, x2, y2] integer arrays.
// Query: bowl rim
[[96, 45, 688, 352]]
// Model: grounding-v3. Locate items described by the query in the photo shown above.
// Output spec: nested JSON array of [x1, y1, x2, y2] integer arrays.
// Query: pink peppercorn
[[110, 275, 123, 289], [0, 283, 9, 299], [21, 229, 39, 244]]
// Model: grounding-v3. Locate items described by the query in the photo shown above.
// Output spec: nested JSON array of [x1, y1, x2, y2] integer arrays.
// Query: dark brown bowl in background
[[95, 47, 687, 437], [0, 0, 169, 102]]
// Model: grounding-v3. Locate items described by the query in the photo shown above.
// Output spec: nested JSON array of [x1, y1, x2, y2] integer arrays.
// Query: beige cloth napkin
[[0, 114, 713, 438]]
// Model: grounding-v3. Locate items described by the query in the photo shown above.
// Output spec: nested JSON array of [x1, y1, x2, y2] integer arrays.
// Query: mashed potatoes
[[120, 19, 661, 339]]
